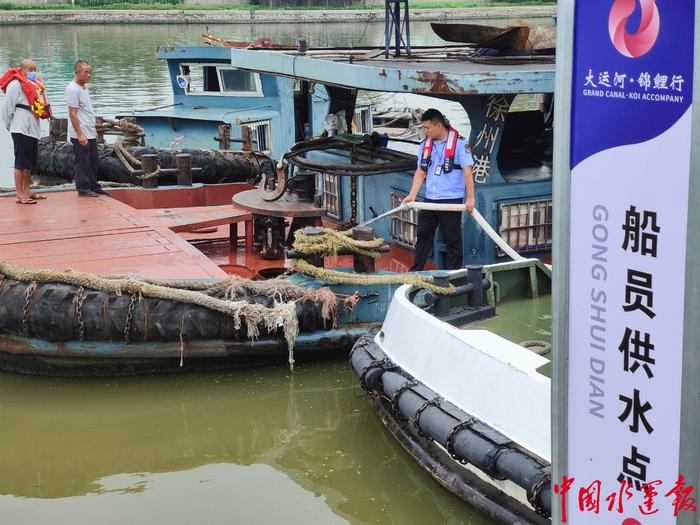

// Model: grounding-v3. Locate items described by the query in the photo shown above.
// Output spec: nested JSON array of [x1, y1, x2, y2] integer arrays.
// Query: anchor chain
[[123, 293, 137, 344], [412, 396, 444, 441], [528, 471, 551, 517], [350, 175, 358, 225], [74, 286, 86, 342], [21, 281, 38, 337]]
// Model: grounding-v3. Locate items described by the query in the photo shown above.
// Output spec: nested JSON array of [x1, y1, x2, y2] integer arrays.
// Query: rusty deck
[[0, 186, 424, 281], [0, 190, 251, 279]]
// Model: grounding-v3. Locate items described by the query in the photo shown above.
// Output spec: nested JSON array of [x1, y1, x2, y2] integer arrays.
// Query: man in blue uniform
[[403, 108, 475, 271]]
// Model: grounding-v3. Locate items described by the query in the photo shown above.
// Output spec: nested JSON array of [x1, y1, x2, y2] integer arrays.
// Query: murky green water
[[0, 361, 494, 524], [471, 295, 552, 345]]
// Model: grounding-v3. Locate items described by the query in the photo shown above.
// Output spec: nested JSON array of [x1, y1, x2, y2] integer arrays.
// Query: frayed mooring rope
[[0, 261, 300, 364]]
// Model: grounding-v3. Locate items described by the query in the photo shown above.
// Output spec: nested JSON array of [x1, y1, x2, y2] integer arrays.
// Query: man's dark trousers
[[71, 138, 99, 193], [410, 197, 463, 271]]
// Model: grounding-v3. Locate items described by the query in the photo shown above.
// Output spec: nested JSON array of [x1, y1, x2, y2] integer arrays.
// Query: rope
[[98, 273, 355, 329], [289, 259, 455, 294], [292, 228, 385, 259], [136, 167, 162, 181], [114, 140, 142, 167], [112, 141, 137, 174], [95, 117, 144, 136], [0, 261, 299, 353]]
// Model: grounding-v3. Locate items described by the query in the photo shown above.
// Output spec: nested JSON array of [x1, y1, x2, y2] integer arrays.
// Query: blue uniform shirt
[[416, 136, 474, 200]]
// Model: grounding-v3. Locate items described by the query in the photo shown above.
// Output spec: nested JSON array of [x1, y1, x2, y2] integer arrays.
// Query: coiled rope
[[290, 228, 455, 294]]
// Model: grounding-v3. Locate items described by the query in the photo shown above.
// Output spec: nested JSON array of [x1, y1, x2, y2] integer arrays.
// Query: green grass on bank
[[0, 0, 555, 11]]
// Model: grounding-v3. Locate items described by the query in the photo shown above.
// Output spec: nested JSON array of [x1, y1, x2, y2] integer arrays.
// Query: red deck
[[0, 190, 242, 279], [0, 186, 423, 280]]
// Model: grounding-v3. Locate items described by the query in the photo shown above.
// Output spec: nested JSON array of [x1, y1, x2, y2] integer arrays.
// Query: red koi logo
[[608, 0, 660, 58]]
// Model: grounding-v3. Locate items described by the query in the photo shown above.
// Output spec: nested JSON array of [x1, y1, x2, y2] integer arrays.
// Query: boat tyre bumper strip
[[349, 331, 551, 523]]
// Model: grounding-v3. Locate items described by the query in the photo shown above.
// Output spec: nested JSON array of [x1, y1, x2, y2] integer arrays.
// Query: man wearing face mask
[[1, 58, 52, 204], [403, 108, 475, 271], [66, 59, 108, 197]]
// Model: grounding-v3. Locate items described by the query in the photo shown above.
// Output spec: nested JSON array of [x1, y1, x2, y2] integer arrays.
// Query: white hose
[[356, 201, 524, 262], [405, 202, 524, 262]]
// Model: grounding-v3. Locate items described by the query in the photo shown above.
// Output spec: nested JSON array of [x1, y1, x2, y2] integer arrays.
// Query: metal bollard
[[176, 153, 193, 186], [217, 124, 231, 150], [352, 226, 376, 274], [433, 272, 451, 317], [141, 154, 159, 189], [467, 265, 484, 307]]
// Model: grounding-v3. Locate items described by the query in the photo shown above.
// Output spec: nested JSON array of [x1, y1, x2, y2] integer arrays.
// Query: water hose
[[357, 202, 524, 262]]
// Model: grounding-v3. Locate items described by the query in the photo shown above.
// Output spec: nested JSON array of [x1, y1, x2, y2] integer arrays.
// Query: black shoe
[[78, 190, 99, 197], [92, 187, 109, 195]]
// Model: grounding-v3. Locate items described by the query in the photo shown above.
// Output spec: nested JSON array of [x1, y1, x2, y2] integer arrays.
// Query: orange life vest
[[419, 127, 461, 174], [0, 68, 52, 120]]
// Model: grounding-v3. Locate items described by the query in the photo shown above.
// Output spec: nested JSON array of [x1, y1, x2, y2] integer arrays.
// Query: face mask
[[27, 72, 37, 81]]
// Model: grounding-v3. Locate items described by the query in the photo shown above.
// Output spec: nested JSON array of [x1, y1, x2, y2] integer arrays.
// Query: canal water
[[0, 360, 499, 525], [0, 20, 550, 524]]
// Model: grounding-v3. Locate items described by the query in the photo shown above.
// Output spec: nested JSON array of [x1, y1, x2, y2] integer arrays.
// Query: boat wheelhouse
[[135, 40, 555, 267]]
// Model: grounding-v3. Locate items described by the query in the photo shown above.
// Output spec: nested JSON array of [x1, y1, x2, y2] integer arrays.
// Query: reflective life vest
[[419, 127, 461, 175], [0, 68, 52, 120]]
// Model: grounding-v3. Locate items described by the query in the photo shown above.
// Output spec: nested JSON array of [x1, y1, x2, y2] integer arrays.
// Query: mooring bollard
[[433, 272, 451, 317], [141, 154, 159, 189], [352, 226, 375, 274], [95, 116, 105, 144], [217, 124, 231, 150], [467, 265, 484, 307], [176, 153, 192, 186], [50, 118, 68, 142]]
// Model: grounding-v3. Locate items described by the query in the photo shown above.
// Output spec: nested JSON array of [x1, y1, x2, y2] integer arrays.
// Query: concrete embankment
[[0, 5, 556, 25]]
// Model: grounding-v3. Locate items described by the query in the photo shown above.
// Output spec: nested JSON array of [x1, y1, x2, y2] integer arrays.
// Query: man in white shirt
[[1, 58, 49, 204], [66, 59, 108, 197]]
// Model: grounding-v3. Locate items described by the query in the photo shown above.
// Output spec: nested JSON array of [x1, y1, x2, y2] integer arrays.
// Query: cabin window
[[353, 106, 373, 134], [389, 192, 418, 248], [219, 67, 258, 93], [323, 173, 341, 219], [498, 199, 553, 254], [241, 119, 273, 156], [178, 64, 262, 97]]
